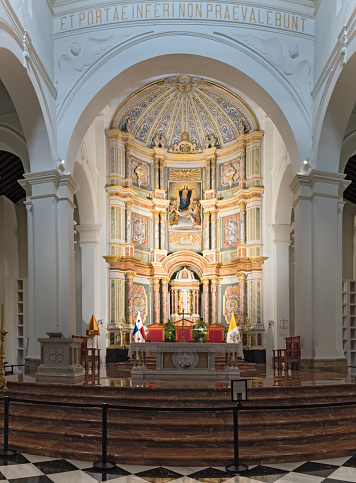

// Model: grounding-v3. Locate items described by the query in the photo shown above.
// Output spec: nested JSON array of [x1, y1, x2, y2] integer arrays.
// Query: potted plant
[[164, 320, 176, 342], [193, 320, 207, 342]]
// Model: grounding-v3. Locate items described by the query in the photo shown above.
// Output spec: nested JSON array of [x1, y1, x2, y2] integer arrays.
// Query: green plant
[[164, 320, 176, 342], [193, 319, 207, 342]]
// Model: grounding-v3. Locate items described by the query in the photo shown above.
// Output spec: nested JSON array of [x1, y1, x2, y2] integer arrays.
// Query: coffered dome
[[111, 76, 258, 150]]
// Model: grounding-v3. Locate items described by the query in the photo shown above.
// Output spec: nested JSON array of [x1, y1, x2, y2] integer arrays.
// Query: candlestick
[[1, 303, 3, 329]]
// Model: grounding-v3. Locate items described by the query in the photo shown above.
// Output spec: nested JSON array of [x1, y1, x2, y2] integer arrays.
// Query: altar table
[[128, 342, 243, 378]]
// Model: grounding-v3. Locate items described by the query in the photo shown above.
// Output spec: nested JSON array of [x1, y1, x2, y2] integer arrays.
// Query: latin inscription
[[58, 2, 309, 33]]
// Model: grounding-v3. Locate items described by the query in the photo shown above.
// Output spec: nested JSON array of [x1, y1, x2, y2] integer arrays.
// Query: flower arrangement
[[193, 320, 207, 342]]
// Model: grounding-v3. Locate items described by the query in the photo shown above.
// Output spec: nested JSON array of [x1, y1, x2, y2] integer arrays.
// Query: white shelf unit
[[342, 280, 356, 375], [15, 278, 28, 365]]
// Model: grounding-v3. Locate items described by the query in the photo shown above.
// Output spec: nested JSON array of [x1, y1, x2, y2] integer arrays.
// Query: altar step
[[1, 380, 356, 465]]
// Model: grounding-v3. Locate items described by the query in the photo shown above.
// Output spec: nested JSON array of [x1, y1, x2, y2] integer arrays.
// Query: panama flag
[[133, 311, 146, 342], [226, 312, 241, 343]]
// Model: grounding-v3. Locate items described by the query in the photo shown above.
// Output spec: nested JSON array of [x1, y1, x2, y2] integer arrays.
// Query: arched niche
[[60, 45, 305, 176]]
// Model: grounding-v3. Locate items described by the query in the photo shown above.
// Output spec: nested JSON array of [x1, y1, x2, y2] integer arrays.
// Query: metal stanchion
[[93, 403, 116, 470], [225, 403, 248, 474], [0, 396, 16, 456]]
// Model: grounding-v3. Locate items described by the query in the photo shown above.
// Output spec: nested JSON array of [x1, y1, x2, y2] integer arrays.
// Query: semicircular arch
[[59, 34, 308, 176], [162, 251, 209, 278]]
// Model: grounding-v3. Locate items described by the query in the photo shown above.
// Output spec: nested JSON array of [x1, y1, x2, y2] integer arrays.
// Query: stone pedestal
[[35, 332, 84, 383]]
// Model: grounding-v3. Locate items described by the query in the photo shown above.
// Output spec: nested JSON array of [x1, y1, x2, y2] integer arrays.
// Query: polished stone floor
[[4, 364, 356, 481], [1, 451, 356, 482], [7, 362, 355, 389]]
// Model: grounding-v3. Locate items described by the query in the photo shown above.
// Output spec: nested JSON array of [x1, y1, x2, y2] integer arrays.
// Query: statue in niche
[[226, 164, 237, 188], [134, 164, 145, 187], [152, 132, 167, 148], [238, 120, 245, 135], [204, 133, 218, 148], [126, 118, 132, 132]]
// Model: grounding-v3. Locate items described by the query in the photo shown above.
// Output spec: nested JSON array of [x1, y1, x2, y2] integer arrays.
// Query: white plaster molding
[[312, 9, 356, 105], [269, 223, 293, 243], [213, 31, 312, 128], [76, 223, 101, 243]]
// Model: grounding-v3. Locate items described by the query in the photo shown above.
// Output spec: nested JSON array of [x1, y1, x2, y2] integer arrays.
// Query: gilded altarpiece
[[168, 169, 202, 251]]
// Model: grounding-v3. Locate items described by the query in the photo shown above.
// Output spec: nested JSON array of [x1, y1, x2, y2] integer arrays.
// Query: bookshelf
[[343, 280, 356, 375], [15, 279, 28, 365]]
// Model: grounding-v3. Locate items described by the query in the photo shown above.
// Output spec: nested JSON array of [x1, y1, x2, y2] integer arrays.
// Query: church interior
[[2, 0, 356, 481]]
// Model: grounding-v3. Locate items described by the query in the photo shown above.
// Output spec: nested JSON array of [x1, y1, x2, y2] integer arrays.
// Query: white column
[[291, 171, 349, 369], [57, 174, 79, 336], [21, 170, 78, 359], [269, 224, 293, 349], [76, 224, 101, 335]]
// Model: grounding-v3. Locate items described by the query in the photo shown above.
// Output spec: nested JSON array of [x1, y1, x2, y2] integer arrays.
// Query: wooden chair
[[174, 319, 194, 343], [147, 323, 165, 342], [207, 323, 225, 343], [273, 336, 301, 370]]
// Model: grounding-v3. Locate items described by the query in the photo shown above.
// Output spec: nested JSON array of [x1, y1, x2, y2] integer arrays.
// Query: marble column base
[[24, 358, 41, 375], [301, 357, 348, 373], [35, 364, 85, 383]]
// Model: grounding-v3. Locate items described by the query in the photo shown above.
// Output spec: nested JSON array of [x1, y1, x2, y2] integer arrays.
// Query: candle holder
[[279, 318, 288, 338], [0, 326, 8, 390]]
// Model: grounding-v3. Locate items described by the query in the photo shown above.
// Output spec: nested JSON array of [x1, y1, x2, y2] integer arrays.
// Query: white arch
[[0, 28, 53, 171], [0, 124, 30, 173], [57, 34, 310, 176], [315, 43, 356, 173]]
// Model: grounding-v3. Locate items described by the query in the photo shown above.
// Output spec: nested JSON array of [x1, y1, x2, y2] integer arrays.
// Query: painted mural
[[223, 285, 240, 324], [169, 232, 202, 251], [168, 181, 202, 232], [132, 284, 148, 323]]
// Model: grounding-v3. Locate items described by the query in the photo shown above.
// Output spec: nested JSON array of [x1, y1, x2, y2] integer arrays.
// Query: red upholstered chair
[[147, 323, 165, 342], [174, 319, 194, 342], [175, 326, 193, 343], [207, 323, 225, 343]]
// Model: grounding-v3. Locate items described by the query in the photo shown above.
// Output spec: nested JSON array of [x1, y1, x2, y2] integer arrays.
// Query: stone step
[[2, 381, 356, 466]]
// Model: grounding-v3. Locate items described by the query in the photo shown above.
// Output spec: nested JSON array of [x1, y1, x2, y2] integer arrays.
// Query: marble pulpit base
[[129, 342, 242, 380]]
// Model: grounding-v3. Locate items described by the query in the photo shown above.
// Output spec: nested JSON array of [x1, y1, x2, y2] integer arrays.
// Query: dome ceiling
[[112, 76, 258, 150]]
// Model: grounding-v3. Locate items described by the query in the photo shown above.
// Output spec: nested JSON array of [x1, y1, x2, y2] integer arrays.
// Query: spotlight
[[303, 157, 310, 170], [57, 159, 66, 172]]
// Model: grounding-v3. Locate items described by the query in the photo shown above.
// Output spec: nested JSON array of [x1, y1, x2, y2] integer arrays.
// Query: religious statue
[[238, 119, 245, 135]]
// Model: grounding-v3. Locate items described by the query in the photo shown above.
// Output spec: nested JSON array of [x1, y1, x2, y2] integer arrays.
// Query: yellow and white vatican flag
[[226, 312, 241, 343]]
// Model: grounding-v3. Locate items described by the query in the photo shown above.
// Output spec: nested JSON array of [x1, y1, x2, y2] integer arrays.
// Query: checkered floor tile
[[0, 453, 356, 482]]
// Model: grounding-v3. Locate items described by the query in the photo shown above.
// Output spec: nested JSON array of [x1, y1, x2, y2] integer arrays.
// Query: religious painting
[[168, 181, 202, 232], [169, 232, 202, 251], [132, 284, 148, 323], [223, 285, 240, 324]]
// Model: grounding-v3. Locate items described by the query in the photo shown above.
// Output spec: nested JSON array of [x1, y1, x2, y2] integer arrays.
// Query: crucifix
[[179, 309, 190, 343]]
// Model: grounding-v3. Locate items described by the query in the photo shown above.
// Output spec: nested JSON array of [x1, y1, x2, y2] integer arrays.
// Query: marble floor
[[6, 362, 355, 389], [1, 451, 356, 482]]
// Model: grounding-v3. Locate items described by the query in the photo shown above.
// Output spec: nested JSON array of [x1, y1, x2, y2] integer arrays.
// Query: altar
[[128, 342, 243, 380]]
